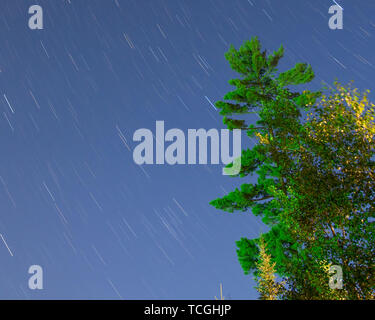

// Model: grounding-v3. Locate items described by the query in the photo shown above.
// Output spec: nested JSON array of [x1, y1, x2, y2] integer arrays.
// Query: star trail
[[0, 0, 374, 299]]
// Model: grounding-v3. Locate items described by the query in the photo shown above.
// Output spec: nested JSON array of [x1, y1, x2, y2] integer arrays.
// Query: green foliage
[[210, 36, 318, 278], [283, 83, 375, 299], [210, 37, 375, 299], [255, 237, 284, 300]]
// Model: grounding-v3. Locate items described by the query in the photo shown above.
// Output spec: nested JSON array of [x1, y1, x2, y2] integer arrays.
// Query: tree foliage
[[255, 237, 283, 300], [210, 37, 375, 299]]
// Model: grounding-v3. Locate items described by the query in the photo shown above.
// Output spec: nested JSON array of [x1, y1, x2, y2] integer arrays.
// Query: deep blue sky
[[0, 0, 374, 299]]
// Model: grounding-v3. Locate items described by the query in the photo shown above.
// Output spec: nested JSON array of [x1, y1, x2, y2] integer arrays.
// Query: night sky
[[0, 0, 374, 299]]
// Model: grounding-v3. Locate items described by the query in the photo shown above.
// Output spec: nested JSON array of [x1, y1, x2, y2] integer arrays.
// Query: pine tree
[[210, 36, 319, 288], [210, 37, 375, 299], [255, 237, 283, 300]]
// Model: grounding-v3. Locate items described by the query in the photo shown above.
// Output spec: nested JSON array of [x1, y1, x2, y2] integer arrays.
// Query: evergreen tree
[[210, 37, 375, 299], [210, 36, 319, 288], [255, 237, 283, 300]]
